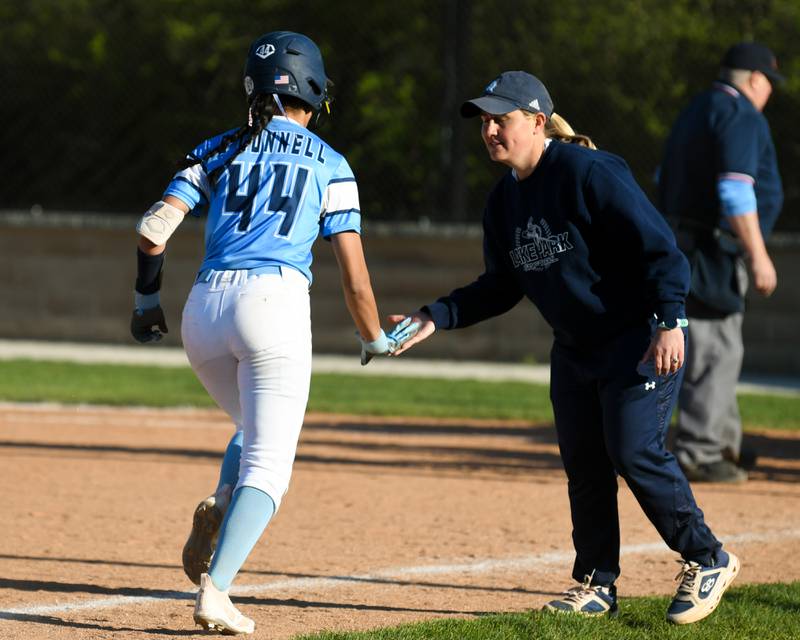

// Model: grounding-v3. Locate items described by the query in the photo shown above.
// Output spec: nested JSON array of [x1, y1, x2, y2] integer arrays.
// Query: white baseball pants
[[181, 266, 312, 511]]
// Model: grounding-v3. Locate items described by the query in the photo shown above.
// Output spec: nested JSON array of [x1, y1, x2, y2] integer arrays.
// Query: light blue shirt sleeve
[[322, 210, 361, 236], [718, 176, 757, 217], [163, 174, 206, 210], [321, 158, 362, 237], [163, 133, 232, 214]]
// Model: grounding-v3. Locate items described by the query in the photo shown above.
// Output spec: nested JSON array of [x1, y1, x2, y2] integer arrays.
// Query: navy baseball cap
[[461, 71, 554, 118], [721, 42, 785, 83]]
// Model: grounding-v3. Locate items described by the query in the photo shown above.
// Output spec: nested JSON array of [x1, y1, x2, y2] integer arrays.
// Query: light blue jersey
[[164, 116, 361, 283]]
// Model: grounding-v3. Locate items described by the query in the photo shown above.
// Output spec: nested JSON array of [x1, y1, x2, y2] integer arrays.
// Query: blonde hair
[[525, 111, 596, 149]]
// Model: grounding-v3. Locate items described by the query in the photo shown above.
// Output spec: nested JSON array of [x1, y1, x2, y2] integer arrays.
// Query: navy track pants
[[549, 324, 721, 586]]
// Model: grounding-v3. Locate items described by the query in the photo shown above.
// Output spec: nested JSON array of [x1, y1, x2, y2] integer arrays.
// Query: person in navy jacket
[[659, 42, 784, 483], [388, 71, 738, 624]]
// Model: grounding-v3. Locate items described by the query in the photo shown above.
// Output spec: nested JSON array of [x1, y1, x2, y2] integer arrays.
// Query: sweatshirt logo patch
[[510, 217, 573, 271]]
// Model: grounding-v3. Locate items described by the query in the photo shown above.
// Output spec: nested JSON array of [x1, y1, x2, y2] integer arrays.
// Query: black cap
[[461, 71, 554, 118], [721, 42, 784, 83]]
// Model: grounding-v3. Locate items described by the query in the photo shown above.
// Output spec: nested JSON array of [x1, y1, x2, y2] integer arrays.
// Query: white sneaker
[[194, 573, 255, 635], [667, 550, 740, 624], [182, 495, 225, 585], [543, 574, 618, 617]]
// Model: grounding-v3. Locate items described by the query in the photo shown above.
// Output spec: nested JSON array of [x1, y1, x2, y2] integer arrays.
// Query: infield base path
[[2, 405, 799, 639]]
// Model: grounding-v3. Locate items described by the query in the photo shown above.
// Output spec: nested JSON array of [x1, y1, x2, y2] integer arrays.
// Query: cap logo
[[529, 99, 540, 110], [486, 80, 498, 93], [255, 43, 276, 59]]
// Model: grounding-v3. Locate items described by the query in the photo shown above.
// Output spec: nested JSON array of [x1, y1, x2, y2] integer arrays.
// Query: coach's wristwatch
[[657, 318, 689, 330]]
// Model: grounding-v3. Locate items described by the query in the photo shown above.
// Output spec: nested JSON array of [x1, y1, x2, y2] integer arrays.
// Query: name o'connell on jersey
[[162, 116, 362, 283], [248, 128, 327, 165]]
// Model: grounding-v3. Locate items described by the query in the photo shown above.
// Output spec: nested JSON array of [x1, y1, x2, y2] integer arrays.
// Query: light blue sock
[[216, 431, 243, 493], [208, 486, 275, 591]]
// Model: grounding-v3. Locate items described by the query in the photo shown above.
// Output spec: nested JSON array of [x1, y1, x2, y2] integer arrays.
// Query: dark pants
[[549, 324, 721, 586]]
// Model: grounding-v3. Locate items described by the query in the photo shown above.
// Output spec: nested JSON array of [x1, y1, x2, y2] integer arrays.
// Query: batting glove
[[386, 317, 421, 350], [131, 291, 168, 343], [357, 329, 391, 366]]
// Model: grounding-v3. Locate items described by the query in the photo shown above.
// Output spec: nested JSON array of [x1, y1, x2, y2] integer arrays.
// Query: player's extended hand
[[131, 306, 168, 343], [386, 316, 420, 349], [356, 329, 391, 366], [387, 312, 435, 356], [639, 326, 684, 377]]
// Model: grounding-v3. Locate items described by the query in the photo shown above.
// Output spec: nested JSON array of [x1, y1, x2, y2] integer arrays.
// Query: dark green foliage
[[1, 1, 799, 229]]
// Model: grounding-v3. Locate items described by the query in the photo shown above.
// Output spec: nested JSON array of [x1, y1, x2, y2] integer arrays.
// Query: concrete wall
[[2, 212, 798, 375]]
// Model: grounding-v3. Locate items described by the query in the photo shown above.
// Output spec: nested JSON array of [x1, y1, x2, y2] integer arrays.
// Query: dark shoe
[[682, 460, 747, 484], [182, 496, 224, 585], [724, 446, 758, 471]]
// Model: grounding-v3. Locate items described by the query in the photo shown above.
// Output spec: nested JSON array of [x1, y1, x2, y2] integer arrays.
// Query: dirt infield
[[2, 404, 800, 639]]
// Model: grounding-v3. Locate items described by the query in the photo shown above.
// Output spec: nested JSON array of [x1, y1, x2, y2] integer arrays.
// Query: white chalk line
[[3, 527, 800, 619]]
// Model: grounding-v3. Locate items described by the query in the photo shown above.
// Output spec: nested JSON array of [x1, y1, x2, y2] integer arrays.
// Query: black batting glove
[[131, 305, 168, 343]]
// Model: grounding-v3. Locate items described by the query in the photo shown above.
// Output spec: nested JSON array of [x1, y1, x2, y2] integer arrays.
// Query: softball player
[[388, 71, 739, 624], [131, 31, 391, 634]]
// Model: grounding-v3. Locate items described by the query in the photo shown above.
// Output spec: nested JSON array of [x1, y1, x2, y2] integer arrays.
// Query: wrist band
[[136, 248, 165, 294]]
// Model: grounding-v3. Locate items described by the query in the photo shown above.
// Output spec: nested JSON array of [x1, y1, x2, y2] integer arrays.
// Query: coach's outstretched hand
[[387, 312, 435, 356], [131, 305, 169, 343]]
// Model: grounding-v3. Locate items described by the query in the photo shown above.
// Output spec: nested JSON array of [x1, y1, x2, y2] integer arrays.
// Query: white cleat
[[194, 573, 255, 635]]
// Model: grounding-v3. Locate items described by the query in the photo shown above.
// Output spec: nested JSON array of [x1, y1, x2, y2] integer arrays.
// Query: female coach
[[130, 31, 391, 634], [388, 71, 738, 625]]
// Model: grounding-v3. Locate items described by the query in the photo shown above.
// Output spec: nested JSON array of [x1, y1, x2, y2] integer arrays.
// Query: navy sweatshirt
[[428, 141, 690, 348]]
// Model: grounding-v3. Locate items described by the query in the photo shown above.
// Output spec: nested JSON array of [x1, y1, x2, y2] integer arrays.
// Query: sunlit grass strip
[[297, 581, 800, 640], [0, 359, 552, 420], [0, 359, 798, 430]]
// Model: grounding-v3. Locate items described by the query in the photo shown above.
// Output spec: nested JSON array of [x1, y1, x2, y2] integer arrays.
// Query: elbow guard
[[136, 200, 186, 245]]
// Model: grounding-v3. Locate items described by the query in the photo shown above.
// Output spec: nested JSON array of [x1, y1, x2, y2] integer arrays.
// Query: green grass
[[0, 359, 553, 420], [738, 392, 800, 430], [296, 581, 800, 640], [0, 359, 798, 430], [0, 359, 217, 408], [309, 372, 554, 420]]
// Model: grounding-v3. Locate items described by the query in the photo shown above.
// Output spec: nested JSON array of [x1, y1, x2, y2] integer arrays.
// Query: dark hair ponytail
[[177, 93, 275, 186]]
